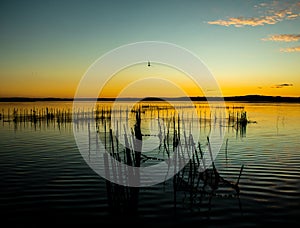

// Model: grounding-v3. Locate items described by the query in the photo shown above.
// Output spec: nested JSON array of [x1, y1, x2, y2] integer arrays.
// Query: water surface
[[0, 101, 299, 226]]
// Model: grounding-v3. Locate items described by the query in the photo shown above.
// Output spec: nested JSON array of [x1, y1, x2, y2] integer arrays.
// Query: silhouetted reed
[[99, 108, 143, 214], [1, 102, 249, 214], [89, 103, 247, 216], [173, 136, 244, 215], [1, 103, 250, 130]]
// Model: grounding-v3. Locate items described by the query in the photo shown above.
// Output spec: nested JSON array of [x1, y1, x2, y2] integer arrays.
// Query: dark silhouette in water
[[173, 136, 244, 216], [102, 108, 143, 215]]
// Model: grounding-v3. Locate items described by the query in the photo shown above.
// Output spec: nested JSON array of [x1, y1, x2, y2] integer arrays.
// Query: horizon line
[[1, 95, 300, 102]]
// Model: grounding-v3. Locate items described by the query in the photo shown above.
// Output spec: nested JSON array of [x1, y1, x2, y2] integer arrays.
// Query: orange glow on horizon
[[1, 64, 299, 98], [98, 63, 204, 98]]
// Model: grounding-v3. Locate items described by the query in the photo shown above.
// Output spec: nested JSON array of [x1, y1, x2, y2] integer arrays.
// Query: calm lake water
[[0, 101, 299, 226]]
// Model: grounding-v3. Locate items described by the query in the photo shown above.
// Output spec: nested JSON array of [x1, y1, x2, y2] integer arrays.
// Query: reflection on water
[[0, 101, 299, 226]]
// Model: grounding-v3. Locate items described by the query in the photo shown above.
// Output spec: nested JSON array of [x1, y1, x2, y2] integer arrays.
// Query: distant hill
[[222, 95, 300, 102], [0, 95, 300, 102]]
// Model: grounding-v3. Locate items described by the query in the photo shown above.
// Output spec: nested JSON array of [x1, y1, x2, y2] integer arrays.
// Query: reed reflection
[[0, 102, 250, 216]]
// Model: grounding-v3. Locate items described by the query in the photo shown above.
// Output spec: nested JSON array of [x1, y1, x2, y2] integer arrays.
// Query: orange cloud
[[208, 1, 300, 27], [262, 34, 300, 42], [208, 15, 279, 27], [280, 46, 300, 52]]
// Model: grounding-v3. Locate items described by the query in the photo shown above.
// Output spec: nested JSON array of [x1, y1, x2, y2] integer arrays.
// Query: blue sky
[[1, 0, 300, 97]]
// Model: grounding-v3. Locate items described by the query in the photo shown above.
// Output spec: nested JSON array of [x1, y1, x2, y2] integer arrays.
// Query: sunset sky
[[1, 0, 300, 98]]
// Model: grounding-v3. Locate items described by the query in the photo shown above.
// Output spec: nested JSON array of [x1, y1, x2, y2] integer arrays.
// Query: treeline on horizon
[[1, 95, 300, 102]]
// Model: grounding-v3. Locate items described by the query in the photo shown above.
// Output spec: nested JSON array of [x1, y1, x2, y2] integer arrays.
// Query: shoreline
[[1, 95, 300, 103]]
